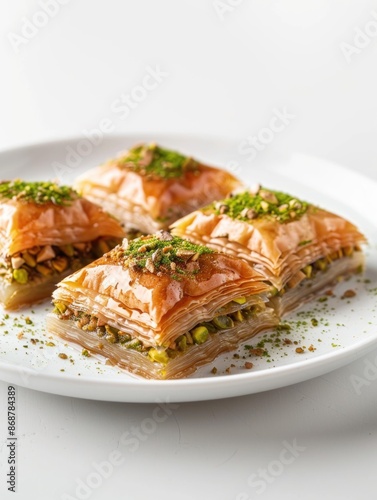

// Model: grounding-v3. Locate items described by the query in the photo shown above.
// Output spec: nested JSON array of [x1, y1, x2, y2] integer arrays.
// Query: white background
[[0, 1, 377, 499]]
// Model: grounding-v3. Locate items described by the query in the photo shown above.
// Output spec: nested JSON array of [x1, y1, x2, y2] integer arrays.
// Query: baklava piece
[[47, 232, 278, 379], [171, 186, 366, 315], [0, 180, 125, 309], [74, 143, 242, 234]]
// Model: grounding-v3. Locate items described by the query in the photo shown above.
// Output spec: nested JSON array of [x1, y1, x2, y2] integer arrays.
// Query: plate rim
[[0, 332, 375, 402]]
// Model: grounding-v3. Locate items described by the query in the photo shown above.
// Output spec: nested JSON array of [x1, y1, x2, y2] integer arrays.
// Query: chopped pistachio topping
[[118, 143, 199, 179], [0, 180, 77, 205], [209, 186, 310, 223], [118, 231, 213, 277]]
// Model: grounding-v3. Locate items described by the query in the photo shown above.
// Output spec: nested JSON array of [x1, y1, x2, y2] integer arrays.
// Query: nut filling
[[1, 238, 122, 285], [52, 297, 265, 365], [269, 245, 362, 297]]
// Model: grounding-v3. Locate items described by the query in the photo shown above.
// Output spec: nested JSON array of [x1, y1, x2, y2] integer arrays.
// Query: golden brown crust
[[0, 196, 125, 257], [171, 205, 366, 288], [54, 245, 268, 324], [74, 153, 242, 230]]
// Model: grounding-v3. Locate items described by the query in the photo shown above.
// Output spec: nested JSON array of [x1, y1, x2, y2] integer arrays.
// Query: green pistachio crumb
[[118, 233, 213, 279], [119, 143, 199, 180], [0, 180, 77, 205], [208, 187, 310, 223], [298, 240, 312, 247]]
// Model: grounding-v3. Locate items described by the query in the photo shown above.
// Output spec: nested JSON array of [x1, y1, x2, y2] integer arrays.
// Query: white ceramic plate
[[0, 134, 376, 403]]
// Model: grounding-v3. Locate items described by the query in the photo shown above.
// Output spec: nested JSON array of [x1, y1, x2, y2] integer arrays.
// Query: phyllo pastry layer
[[171, 185, 366, 315], [47, 231, 278, 379], [0, 180, 125, 309], [74, 143, 242, 234]]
